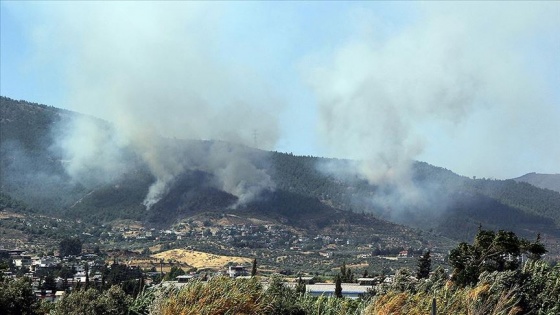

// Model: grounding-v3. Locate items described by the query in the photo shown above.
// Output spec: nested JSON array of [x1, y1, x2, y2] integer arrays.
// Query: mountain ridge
[[2, 96, 559, 247], [513, 173, 560, 193]]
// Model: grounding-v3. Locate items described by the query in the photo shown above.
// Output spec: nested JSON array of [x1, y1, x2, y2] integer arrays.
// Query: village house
[[227, 265, 248, 278], [13, 254, 32, 268], [398, 250, 410, 258]]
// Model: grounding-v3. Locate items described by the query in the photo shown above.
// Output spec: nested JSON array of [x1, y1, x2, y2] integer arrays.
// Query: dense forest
[[2, 96, 560, 244]]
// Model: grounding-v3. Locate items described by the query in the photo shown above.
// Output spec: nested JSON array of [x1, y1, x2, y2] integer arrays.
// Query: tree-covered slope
[[468, 179, 560, 225], [1, 97, 86, 213], [1, 96, 559, 243], [266, 152, 560, 239]]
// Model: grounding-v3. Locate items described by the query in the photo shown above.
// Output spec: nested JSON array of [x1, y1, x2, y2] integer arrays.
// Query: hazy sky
[[1, 1, 559, 179]]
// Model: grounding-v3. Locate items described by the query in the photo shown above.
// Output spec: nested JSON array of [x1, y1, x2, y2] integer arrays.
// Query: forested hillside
[[1, 98, 84, 213], [1, 96, 559, 244], [265, 151, 560, 240]]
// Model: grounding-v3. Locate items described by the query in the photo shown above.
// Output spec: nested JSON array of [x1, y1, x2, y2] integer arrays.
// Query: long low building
[[305, 283, 373, 299], [284, 282, 374, 299], [160, 277, 374, 300]]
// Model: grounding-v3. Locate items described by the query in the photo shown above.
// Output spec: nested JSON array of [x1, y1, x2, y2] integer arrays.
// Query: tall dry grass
[[363, 283, 521, 315], [150, 277, 268, 315], [142, 260, 559, 315]]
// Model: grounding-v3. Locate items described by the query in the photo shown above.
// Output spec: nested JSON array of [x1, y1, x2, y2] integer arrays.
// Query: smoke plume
[[305, 2, 560, 218], [4, 1, 559, 217], [21, 2, 282, 208]]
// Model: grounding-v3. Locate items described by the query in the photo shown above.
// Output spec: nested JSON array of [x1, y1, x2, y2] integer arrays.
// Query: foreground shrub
[[51, 285, 131, 315], [264, 275, 306, 315], [296, 294, 367, 315], [138, 253, 559, 315], [148, 276, 369, 315], [0, 277, 38, 315], [519, 260, 560, 314], [129, 287, 156, 315], [363, 284, 520, 315], [150, 276, 267, 315]]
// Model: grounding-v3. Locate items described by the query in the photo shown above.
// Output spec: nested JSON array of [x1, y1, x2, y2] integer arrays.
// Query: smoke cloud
[[305, 2, 560, 218], [4, 2, 559, 218], [51, 115, 133, 188], [20, 2, 282, 208]]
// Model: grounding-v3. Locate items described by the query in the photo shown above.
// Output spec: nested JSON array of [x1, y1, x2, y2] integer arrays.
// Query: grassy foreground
[[2, 259, 558, 314], [132, 260, 558, 315]]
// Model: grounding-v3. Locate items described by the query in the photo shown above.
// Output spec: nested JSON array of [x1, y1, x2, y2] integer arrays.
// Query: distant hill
[[2, 96, 560, 246], [513, 173, 560, 193]]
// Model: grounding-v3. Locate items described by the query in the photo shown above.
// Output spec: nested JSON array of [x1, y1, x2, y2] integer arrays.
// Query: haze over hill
[[513, 173, 560, 194], [2, 97, 560, 247]]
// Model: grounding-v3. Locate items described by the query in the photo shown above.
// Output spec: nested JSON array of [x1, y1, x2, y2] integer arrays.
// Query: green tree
[[58, 266, 75, 290], [449, 229, 545, 287], [0, 277, 38, 315], [59, 237, 82, 257], [51, 285, 130, 315], [163, 266, 185, 281], [523, 233, 547, 260], [519, 260, 560, 313], [334, 274, 343, 298], [101, 261, 143, 295], [416, 250, 431, 279], [251, 258, 257, 277], [339, 262, 354, 282], [265, 275, 305, 314], [41, 273, 58, 292], [17, 266, 30, 277]]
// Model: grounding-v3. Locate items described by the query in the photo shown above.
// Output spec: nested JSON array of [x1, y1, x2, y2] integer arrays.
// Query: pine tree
[[526, 233, 547, 260], [448, 229, 543, 287], [339, 262, 354, 282], [84, 262, 90, 290], [417, 250, 431, 279], [251, 258, 257, 277], [334, 274, 343, 298], [345, 267, 354, 282]]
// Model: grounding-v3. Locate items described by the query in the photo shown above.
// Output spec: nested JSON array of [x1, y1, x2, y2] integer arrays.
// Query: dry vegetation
[[0, 210, 24, 219], [152, 249, 252, 269]]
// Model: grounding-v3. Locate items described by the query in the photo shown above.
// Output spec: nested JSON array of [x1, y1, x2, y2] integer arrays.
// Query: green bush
[[0, 277, 38, 315], [51, 285, 130, 315]]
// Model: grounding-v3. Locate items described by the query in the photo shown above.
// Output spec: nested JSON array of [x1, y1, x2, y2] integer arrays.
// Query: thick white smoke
[[4, 1, 559, 216], [305, 2, 560, 215], [207, 144, 275, 207], [52, 115, 132, 188], [20, 2, 282, 208]]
